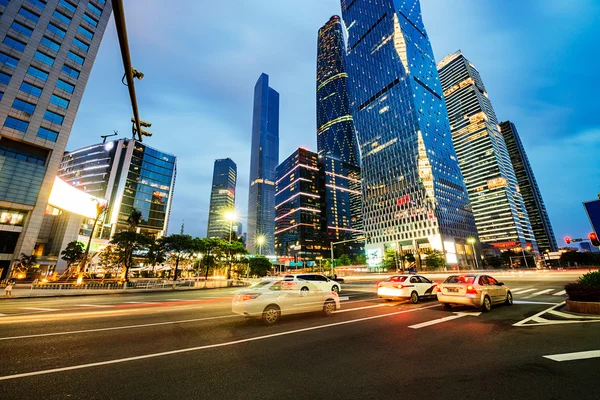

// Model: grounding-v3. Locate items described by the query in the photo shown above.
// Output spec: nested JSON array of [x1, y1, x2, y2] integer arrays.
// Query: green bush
[[578, 271, 600, 287]]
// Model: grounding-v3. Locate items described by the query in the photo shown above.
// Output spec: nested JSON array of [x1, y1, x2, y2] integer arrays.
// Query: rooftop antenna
[[101, 131, 119, 143], [180, 219, 185, 234]]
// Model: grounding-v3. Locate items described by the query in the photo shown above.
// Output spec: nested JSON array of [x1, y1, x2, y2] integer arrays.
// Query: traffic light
[[589, 232, 600, 247], [564, 236, 571, 244]]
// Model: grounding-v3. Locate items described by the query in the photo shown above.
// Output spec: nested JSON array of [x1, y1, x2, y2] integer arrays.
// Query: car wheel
[[323, 299, 336, 316], [442, 303, 452, 309], [482, 295, 492, 312], [332, 285, 339, 293], [505, 291, 513, 306], [410, 291, 419, 304], [300, 286, 309, 296], [262, 305, 281, 325]]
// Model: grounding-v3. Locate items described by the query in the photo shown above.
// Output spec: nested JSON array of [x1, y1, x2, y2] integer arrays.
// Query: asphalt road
[[0, 272, 599, 400]]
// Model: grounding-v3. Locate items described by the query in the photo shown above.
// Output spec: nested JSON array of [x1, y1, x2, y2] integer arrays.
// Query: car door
[[269, 281, 299, 315], [485, 276, 503, 303], [313, 274, 330, 292], [418, 276, 436, 296], [409, 276, 423, 295], [297, 282, 324, 313]]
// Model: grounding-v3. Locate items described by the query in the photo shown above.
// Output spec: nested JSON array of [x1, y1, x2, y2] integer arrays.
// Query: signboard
[[487, 177, 508, 190], [544, 252, 561, 260], [367, 248, 382, 266], [583, 199, 600, 235], [48, 177, 106, 218]]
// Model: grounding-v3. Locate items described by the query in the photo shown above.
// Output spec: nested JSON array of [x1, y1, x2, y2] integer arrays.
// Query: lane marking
[[78, 304, 116, 308], [547, 310, 600, 320], [22, 307, 59, 312], [0, 304, 439, 381], [544, 350, 600, 362], [339, 296, 350, 301], [408, 312, 481, 329], [513, 289, 536, 294], [553, 290, 566, 296], [513, 300, 560, 305], [0, 315, 236, 341], [509, 288, 523, 292], [0, 313, 6, 317], [334, 304, 389, 313], [513, 302, 564, 326], [529, 289, 554, 296]]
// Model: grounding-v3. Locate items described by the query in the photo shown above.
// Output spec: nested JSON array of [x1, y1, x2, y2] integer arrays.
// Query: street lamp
[[522, 245, 531, 268], [256, 235, 266, 255], [467, 237, 479, 269], [224, 211, 238, 244]]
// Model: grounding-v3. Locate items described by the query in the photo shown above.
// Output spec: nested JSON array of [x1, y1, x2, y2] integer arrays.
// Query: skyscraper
[[247, 73, 279, 255], [317, 15, 363, 257], [0, 0, 112, 278], [206, 158, 236, 239], [340, 0, 478, 267], [438, 51, 537, 251], [500, 121, 557, 252]]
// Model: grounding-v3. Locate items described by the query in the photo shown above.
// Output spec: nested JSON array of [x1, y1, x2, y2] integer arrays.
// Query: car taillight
[[392, 284, 405, 289], [436, 285, 442, 293], [377, 282, 383, 288], [466, 285, 477, 294], [242, 293, 261, 301]]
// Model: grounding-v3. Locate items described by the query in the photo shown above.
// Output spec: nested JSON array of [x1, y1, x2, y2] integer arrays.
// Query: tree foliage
[[249, 256, 272, 277], [381, 249, 398, 270], [338, 254, 351, 266], [60, 241, 85, 267], [352, 254, 367, 265], [424, 250, 446, 270]]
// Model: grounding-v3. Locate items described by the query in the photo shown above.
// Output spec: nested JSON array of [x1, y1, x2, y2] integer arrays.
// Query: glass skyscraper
[[500, 121, 556, 252], [0, 0, 112, 278], [247, 73, 279, 255], [438, 51, 537, 251], [317, 15, 363, 257], [340, 0, 478, 267], [206, 158, 236, 239]]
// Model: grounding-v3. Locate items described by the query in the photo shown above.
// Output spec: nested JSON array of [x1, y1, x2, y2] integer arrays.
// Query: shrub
[[578, 270, 600, 287]]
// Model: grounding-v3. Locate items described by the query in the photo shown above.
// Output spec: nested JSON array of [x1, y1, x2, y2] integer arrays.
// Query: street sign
[[544, 252, 561, 260], [583, 199, 600, 235]]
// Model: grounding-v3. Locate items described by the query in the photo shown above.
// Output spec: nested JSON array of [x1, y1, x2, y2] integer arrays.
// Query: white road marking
[[334, 304, 389, 313], [529, 289, 554, 296], [544, 350, 600, 362], [509, 288, 523, 292], [547, 310, 600, 320], [0, 315, 237, 341], [408, 312, 481, 329], [513, 302, 564, 326], [0, 304, 439, 381], [124, 301, 152, 304], [22, 307, 59, 312], [0, 314, 6, 317], [513, 300, 560, 305], [339, 296, 350, 301], [513, 288, 536, 294], [78, 304, 115, 308], [553, 290, 566, 296]]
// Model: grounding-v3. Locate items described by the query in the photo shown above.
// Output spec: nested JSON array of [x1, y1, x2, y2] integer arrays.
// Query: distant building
[[206, 158, 236, 239], [247, 73, 279, 255], [438, 51, 536, 252], [500, 121, 557, 252], [0, 0, 113, 278], [317, 16, 363, 257]]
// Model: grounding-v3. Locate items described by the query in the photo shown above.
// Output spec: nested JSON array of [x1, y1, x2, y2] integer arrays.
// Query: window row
[[3, 116, 59, 142]]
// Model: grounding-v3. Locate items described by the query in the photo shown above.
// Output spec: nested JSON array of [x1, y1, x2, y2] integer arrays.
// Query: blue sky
[[68, 0, 600, 242]]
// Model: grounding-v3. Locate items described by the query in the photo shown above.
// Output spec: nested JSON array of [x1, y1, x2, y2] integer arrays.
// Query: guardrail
[[28, 279, 249, 293]]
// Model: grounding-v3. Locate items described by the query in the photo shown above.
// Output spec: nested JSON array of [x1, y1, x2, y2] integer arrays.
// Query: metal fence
[[30, 279, 249, 292]]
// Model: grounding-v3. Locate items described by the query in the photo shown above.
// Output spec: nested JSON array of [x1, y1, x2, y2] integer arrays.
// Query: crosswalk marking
[[529, 289, 554, 296], [513, 289, 536, 294], [22, 307, 58, 312], [554, 290, 566, 296], [509, 288, 523, 292], [544, 350, 600, 362]]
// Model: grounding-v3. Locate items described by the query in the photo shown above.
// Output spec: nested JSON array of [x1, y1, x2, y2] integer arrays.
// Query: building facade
[[340, 0, 478, 267], [274, 148, 327, 260], [500, 121, 556, 252], [247, 73, 279, 255], [317, 15, 363, 257], [58, 138, 176, 240], [438, 51, 537, 252], [0, 0, 112, 278], [206, 158, 236, 239]]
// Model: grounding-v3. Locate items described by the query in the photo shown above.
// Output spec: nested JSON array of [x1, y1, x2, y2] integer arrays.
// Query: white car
[[282, 274, 342, 293], [377, 274, 438, 303], [232, 280, 341, 325], [436, 274, 513, 312]]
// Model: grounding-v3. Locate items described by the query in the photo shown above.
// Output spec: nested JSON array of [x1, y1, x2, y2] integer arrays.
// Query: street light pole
[[467, 237, 479, 270], [522, 246, 530, 268]]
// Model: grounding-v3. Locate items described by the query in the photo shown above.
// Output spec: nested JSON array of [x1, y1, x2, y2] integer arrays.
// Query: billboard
[[583, 199, 600, 235], [48, 177, 106, 219]]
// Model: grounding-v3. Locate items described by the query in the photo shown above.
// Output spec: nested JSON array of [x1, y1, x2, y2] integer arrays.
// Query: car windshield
[[444, 275, 476, 284]]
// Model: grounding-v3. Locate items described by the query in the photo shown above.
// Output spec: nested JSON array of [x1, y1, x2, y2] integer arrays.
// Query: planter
[[566, 300, 600, 315], [564, 283, 600, 302]]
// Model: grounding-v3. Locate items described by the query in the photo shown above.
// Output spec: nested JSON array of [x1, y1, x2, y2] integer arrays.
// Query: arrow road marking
[[408, 312, 481, 329], [544, 350, 600, 362]]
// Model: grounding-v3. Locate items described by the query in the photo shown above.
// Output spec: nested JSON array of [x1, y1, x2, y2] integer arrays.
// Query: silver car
[[436, 274, 513, 312]]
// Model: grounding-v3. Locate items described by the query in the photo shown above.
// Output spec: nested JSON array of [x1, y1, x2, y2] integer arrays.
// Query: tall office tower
[[247, 73, 279, 255], [500, 121, 557, 252], [438, 51, 537, 251], [0, 0, 112, 278], [58, 138, 176, 240], [274, 148, 326, 260], [206, 158, 237, 239], [340, 0, 478, 266], [317, 16, 363, 257]]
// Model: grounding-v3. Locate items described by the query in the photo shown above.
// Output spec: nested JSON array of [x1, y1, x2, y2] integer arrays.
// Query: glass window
[[418, 276, 432, 283], [18, 8, 41, 23], [0, 0, 9, 6], [41, 37, 60, 52], [314, 275, 328, 282], [61, 64, 79, 79], [444, 275, 476, 284], [67, 51, 84, 65], [53, 10, 71, 25], [0, 52, 20, 68], [56, 79, 74, 93], [72, 38, 89, 51], [410, 276, 419, 283], [27, 66, 48, 81], [82, 13, 98, 27], [12, 98, 36, 115], [27, 0, 47, 9], [0, 137, 48, 165], [4, 116, 29, 132], [47, 23, 66, 38], [58, 0, 76, 13], [20, 82, 43, 97], [388, 276, 408, 282], [97, 0, 106, 4], [11, 21, 34, 37], [37, 127, 58, 142], [77, 25, 94, 39], [0, 72, 11, 85], [34, 51, 54, 66], [3, 36, 26, 52], [44, 110, 64, 125], [87, 3, 102, 16], [50, 94, 69, 109], [486, 276, 499, 285]]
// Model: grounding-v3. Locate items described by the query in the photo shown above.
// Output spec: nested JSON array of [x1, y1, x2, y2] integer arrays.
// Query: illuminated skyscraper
[[438, 51, 536, 251], [317, 16, 363, 256], [0, 0, 112, 278], [247, 73, 279, 255], [340, 0, 478, 267], [206, 158, 236, 239], [500, 121, 556, 252]]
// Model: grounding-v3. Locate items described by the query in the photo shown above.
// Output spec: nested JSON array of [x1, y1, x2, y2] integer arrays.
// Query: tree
[[162, 234, 194, 281], [424, 250, 446, 270], [352, 254, 367, 265], [223, 240, 248, 280], [249, 256, 271, 277], [145, 237, 166, 274], [381, 249, 397, 270], [127, 209, 143, 231], [110, 231, 149, 282], [60, 241, 85, 271], [338, 254, 351, 266], [486, 256, 503, 269], [197, 237, 225, 280], [12, 253, 37, 277], [402, 252, 416, 268], [98, 246, 119, 280]]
